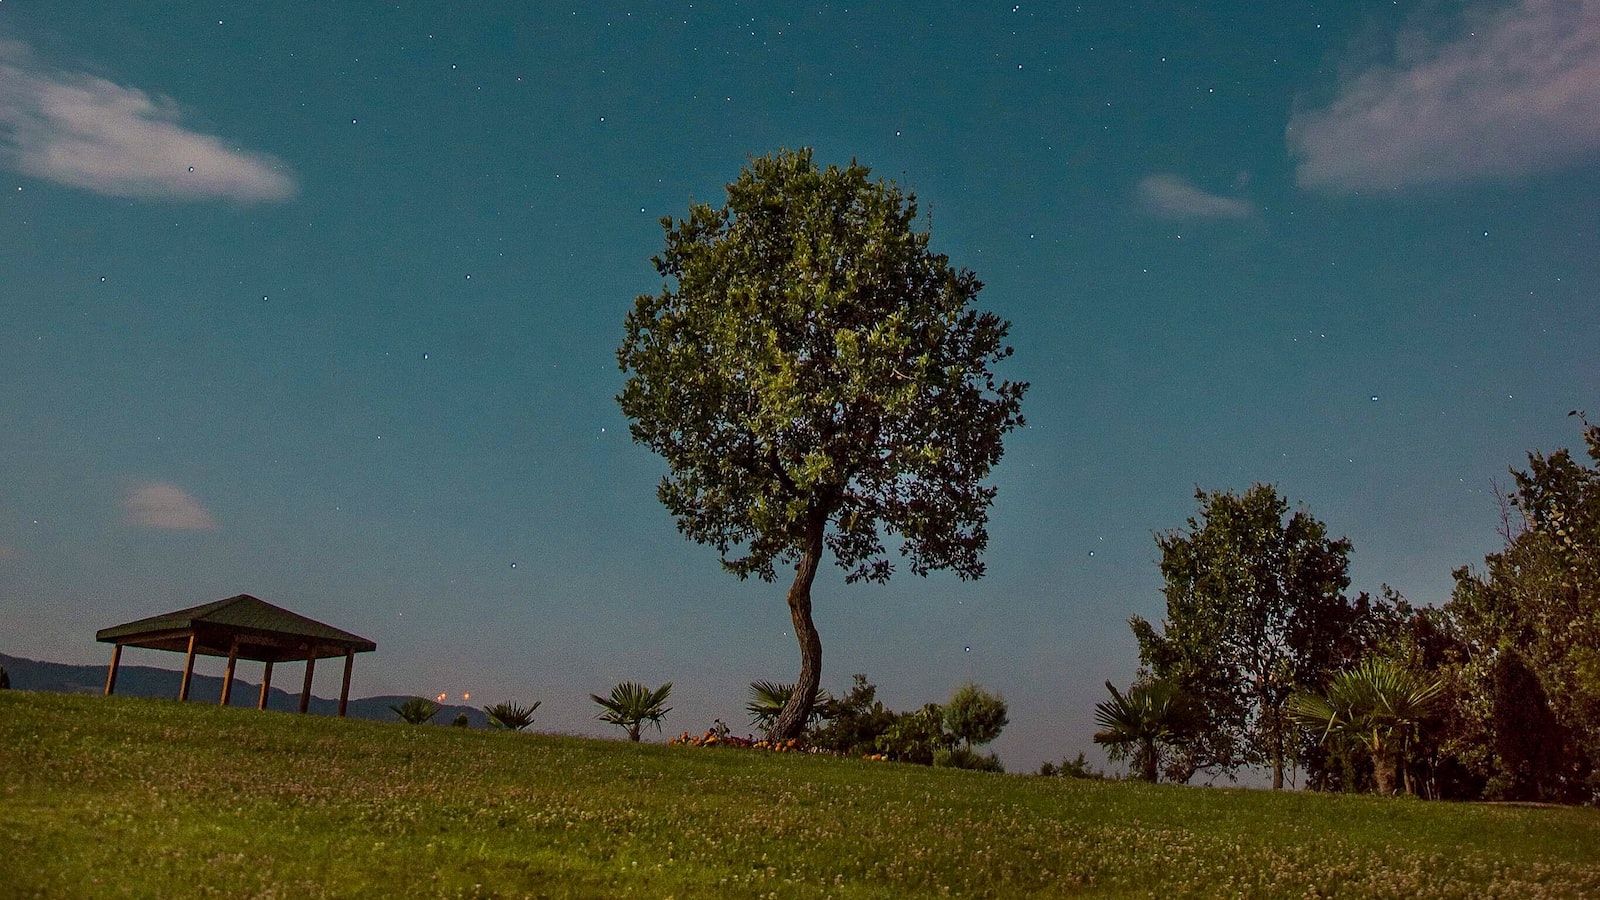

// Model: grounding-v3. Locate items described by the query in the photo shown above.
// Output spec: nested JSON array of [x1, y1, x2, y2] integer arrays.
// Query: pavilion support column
[[338, 650, 355, 717], [103, 644, 123, 696], [299, 652, 316, 714], [178, 633, 198, 702], [219, 637, 240, 707], [258, 660, 274, 710]]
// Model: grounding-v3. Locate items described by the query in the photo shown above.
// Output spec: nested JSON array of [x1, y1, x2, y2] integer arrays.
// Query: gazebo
[[96, 594, 377, 715]]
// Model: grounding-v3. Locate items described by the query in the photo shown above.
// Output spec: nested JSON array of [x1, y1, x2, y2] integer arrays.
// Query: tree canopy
[[1131, 484, 1367, 787], [617, 148, 1027, 738]]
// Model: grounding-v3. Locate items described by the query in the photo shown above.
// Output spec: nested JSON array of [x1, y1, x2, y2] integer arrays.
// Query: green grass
[[2, 691, 1597, 898]]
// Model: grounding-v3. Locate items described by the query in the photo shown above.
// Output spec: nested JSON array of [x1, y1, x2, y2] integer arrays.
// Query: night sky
[[3, 2, 1597, 773]]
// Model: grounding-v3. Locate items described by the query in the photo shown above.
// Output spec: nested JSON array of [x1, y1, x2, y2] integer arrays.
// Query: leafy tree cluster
[[1431, 414, 1600, 802], [804, 674, 1008, 770], [1114, 415, 1600, 803], [1128, 484, 1379, 788]]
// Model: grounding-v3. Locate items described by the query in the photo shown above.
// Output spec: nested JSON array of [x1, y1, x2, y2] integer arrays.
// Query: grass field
[[3, 691, 1598, 898]]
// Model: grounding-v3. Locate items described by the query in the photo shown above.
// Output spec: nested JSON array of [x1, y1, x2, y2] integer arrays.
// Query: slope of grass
[[2, 691, 1597, 898]]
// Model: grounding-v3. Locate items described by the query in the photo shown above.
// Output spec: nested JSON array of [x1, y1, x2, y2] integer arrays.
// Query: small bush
[[484, 701, 541, 731], [390, 697, 439, 725], [451, 712, 470, 727], [0, 665, 9, 690], [1039, 752, 1109, 780], [934, 746, 1004, 772]]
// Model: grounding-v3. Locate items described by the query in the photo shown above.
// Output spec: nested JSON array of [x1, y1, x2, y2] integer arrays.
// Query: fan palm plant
[[390, 697, 439, 725], [1092, 679, 1199, 783], [1288, 658, 1443, 796], [591, 681, 673, 741], [483, 701, 541, 731], [746, 680, 829, 734]]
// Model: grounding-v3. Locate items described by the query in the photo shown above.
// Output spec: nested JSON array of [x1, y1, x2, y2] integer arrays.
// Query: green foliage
[[1131, 484, 1367, 787], [617, 148, 1027, 737], [943, 682, 1008, 749], [933, 746, 1004, 772], [1443, 415, 1600, 802], [806, 674, 895, 755], [1093, 679, 1203, 783], [483, 701, 541, 732], [875, 703, 954, 765], [1038, 752, 1109, 780], [591, 682, 673, 742], [1289, 658, 1444, 795], [451, 712, 470, 728], [390, 697, 438, 725]]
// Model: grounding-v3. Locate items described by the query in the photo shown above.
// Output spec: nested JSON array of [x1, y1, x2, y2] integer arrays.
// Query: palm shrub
[[484, 701, 541, 731], [591, 681, 673, 741], [390, 697, 439, 725], [1288, 657, 1443, 796], [451, 712, 470, 728], [747, 680, 829, 735], [1092, 679, 1201, 783]]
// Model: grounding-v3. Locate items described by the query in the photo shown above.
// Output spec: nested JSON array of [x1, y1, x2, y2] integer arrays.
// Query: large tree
[[1131, 484, 1365, 788], [617, 149, 1027, 739], [1445, 413, 1600, 801]]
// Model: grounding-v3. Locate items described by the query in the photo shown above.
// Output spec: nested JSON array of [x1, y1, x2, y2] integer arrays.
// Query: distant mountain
[[0, 651, 489, 727]]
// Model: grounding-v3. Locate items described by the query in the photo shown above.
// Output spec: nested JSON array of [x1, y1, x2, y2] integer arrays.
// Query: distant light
[[964, 646, 971, 653], [1371, 395, 1379, 402]]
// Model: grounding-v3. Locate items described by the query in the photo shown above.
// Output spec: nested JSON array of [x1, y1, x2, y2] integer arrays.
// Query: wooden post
[[258, 660, 274, 710], [298, 652, 316, 714], [104, 644, 123, 696], [178, 633, 198, 702], [219, 638, 240, 706], [338, 650, 355, 717]]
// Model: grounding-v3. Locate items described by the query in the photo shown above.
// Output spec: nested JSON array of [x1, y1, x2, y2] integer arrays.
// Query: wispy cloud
[[124, 482, 217, 531], [0, 39, 295, 201], [1136, 174, 1255, 219], [1289, 0, 1600, 191]]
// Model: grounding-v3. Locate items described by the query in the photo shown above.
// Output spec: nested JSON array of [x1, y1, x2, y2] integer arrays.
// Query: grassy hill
[[2, 690, 1597, 898]]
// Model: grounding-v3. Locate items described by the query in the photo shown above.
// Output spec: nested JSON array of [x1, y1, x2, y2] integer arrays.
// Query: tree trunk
[[1371, 748, 1396, 795], [1271, 726, 1284, 790], [628, 724, 641, 742], [1141, 739, 1159, 783], [769, 512, 827, 740]]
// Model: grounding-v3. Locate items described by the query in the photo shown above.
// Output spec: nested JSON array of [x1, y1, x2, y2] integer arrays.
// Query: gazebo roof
[[96, 594, 376, 662]]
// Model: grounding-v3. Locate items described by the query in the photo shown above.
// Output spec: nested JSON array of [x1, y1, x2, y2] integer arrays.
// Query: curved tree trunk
[[770, 512, 827, 741]]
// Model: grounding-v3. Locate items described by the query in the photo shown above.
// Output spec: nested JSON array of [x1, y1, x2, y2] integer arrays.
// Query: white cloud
[[124, 483, 217, 531], [1136, 174, 1255, 219], [1290, 0, 1600, 191], [0, 40, 295, 201]]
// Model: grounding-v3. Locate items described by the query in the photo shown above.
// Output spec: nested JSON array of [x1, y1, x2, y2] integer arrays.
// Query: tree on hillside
[[944, 683, 1008, 750], [617, 148, 1028, 739], [1131, 485, 1367, 788], [1445, 412, 1600, 801]]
